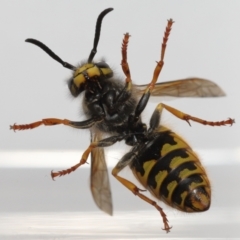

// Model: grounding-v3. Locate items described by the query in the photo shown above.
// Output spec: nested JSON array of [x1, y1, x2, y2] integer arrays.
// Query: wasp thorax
[[68, 62, 113, 97], [185, 187, 211, 212]]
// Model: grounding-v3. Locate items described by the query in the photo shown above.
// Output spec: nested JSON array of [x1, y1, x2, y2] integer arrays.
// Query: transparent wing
[[90, 130, 113, 215], [134, 78, 226, 97]]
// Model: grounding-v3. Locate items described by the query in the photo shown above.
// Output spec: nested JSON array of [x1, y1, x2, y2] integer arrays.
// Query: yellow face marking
[[73, 64, 102, 88], [73, 63, 113, 88], [101, 67, 113, 76], [73, 64, 94, 88], [86, 65, 101, 78], [73, 74, 86, 88], [74, 63, 94, 77]]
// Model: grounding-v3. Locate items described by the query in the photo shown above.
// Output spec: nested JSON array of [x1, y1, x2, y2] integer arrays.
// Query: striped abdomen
[[131, 126, 211, 212]]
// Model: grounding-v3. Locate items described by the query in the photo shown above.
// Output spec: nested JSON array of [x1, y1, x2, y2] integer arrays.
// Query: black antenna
[[25, 38, 76, 71], [88, 8, 113, 63]]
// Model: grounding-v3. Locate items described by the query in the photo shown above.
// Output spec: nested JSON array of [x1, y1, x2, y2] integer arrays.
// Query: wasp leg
[[112, 159, 171, 233], [109, 33, 133, 111], [121, 33, 132, 84], [10, 117, 100, 131], [147, 19, 174, 93], [153, 103, 234, 126], [129, 19, 174, 125], [51, 134, 126, 179]]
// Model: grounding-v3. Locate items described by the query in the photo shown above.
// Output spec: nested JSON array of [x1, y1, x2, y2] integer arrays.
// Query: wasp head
[[25, 8, 113, 98], [68, 61, 113, 97]]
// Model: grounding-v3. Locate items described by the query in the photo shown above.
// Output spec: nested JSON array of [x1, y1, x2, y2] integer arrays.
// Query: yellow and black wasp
[[10, 8, 234, 232]]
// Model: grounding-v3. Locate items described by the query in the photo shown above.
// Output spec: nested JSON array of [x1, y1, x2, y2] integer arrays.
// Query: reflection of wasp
[[11, 8, 234, 232]]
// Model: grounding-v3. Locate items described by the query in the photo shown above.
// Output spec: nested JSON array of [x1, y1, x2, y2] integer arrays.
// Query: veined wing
[[90, 130, 113, 215], [134, 78, 225, 97]]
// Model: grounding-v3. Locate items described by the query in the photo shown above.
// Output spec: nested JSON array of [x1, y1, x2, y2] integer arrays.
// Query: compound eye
[[96, 62, 110, 68]]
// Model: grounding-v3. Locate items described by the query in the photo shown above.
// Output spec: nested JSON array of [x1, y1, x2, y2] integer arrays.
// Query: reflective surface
[[0, 210, 239, 239], [0, 166, 239, 239]]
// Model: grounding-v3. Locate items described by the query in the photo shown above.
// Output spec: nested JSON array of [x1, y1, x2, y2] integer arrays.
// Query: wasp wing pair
[[91, 77, 225, 215]]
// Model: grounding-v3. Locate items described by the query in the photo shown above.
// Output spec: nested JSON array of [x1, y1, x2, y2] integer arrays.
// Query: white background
[[1, 0, 239, 154]]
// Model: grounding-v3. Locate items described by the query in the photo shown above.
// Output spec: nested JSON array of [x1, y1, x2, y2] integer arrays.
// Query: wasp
[[10, 8, 234, 232]]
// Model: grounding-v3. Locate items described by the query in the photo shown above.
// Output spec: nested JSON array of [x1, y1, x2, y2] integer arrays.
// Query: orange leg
[[109, 33, 133, 107], [155, 103, 234, 126], [121, 33, 132, 85], [146, 19, 174, 94], [112, 166, 171, 233], [118, 20, 174, 123], [115, 32, 133, 98], [51, 142, 97, 179], [51, 134, 125, 179], [131, 19, 174, 121], [10, 117, 97, 131]]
